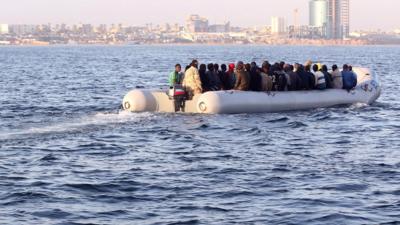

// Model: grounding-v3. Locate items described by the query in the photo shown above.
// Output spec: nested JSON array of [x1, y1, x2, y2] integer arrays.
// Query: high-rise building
[[308, 0, 350, 39], [309, 0, 328, 38], [326, 0, 350, 39], [186, 15, 209, 33], [309, 0, 328, 27], [327, 0, 340, 39], [0, 24, 9, 34], [341, 0, 350, 38], [271, 17, 285, 34]]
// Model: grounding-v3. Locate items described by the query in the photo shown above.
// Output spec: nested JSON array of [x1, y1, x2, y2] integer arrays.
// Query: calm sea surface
[[0, 45, 399, 225]]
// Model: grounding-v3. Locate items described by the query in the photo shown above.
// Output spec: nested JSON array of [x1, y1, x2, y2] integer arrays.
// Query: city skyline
[[0, 0, 399, 31]]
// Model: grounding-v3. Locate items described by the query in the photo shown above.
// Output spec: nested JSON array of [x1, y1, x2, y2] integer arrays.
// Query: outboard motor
[[168, 85, 186, 112]]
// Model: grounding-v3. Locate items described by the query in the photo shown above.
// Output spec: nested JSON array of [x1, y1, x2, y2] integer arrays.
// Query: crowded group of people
[[169, 59, 358, 96]]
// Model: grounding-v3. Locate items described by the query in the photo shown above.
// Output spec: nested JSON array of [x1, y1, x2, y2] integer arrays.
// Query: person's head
[[229, 63, 235, 72], [199, 64, 206, 72], [175, 64, 181, 72], [251, 61, 257, 68], [289, 64, 294, 71], [262, 61, 270, 72], [221, 64, 227, 72], [349, 65, 353, 71], [207, 63, 214, 71], [279, 61, 285, 70], [294, 63, 300, 71], [245, 63, 251, 72], [322, 65, 328, 72], [270, 64, 278, 73], [305, 65, 311, 72], [312, 64, 319, 72], [332, 64, 338, 71], [295, 63, 304, 72], [191, 60, 198, 69], [283, 64, 292, 72], [343, 64, 349, 71], [185, 65, 191, 72], [305, 60, 313, 67], [214, 63, 219, 71], [236, 61, 244, 70]]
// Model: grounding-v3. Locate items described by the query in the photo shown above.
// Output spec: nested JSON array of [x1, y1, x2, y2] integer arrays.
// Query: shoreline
[[1, 43, 400, 47]]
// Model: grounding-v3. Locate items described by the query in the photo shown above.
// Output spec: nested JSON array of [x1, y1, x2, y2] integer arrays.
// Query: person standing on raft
[[169, 64, 184, 86], [182, 60, 203, 97]]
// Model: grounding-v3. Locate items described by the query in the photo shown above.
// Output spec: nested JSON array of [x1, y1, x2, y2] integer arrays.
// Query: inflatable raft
[[122, 67, 381, 114]]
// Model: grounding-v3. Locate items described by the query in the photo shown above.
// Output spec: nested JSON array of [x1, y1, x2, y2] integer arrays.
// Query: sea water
[[0, 45, 399, 224]]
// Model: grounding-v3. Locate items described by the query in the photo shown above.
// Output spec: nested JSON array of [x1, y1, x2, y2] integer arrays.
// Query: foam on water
[[349, 102, 369, 109], [0, 111, 154, 140]]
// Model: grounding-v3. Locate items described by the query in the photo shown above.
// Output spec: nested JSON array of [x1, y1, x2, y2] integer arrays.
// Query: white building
[[271, 17, 285, 35], [0, 24, 9, 34], [9, 24, 36, 35], [186, 15, 209, 33]]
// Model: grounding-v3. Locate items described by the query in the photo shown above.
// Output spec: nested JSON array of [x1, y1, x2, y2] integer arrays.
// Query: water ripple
[[1, 45, 400, 224]]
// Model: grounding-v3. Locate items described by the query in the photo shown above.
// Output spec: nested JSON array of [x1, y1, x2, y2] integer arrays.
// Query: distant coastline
[[1, 41, 400, 47]]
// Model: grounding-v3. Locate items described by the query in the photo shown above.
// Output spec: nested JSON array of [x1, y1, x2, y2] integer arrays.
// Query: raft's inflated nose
[[122, 90, 157, 112]]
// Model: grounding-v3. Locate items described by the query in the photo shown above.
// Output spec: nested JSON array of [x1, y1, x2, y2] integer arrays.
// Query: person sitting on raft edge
[[342, 64, 358, 91], [233, 61, 250, 91], [182, 60, 203, 97], [312, 64, 327, 90], [169, 64, 184, 86]]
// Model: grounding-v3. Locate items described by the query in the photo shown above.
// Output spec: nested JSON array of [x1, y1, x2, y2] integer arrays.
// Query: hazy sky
[[0, 0, 399, 31]]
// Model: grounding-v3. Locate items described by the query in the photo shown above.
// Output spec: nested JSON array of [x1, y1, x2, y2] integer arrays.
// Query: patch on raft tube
[[198, 102, 207, 112], [361, 84, 373, 92], [124, 102, 131, 110]]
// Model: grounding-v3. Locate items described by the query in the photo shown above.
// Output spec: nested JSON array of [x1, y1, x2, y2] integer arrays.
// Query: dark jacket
[[322, 71, 333, 89], [220, 72, 229, 90], [214, 71, 223, 90], [199, 69, 210, 92], [206, 71, 221, 91], [342, 71, 357, 90], [249, 68, 262, 91], [288, 71, 301, 91], [273, 71, 287, 91], [234, 69, 250, 91], [306, 71, 316, 90], [297, 70, 310, 90]]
